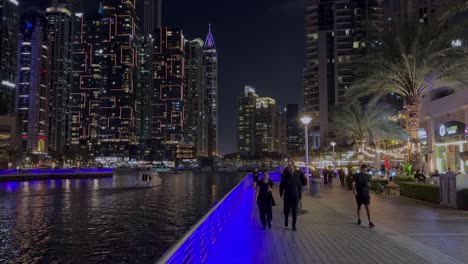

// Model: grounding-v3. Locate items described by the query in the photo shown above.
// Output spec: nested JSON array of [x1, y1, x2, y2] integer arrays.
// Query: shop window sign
[[437, 121, 465, 138]]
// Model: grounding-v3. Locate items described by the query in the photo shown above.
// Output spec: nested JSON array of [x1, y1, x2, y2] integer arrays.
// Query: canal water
[[0, 171, 246, 263]]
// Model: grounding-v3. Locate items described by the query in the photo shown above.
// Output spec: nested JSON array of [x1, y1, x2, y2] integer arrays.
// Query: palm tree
[[346, 20, 468, 168], [330, 105, 405, 164], [438, 0, 468, 22]]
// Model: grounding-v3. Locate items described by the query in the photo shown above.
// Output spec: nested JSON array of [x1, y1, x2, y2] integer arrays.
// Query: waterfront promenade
[[198, 180, 468, 264]]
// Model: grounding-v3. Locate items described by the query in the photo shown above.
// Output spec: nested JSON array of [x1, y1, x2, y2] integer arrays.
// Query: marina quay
[[157, 172, 468, 264]]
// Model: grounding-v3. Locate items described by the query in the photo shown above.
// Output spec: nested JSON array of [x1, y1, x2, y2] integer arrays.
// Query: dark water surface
[[0, 172, 245, 263]]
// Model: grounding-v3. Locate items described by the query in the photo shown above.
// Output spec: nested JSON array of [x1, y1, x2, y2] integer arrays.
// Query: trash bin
[[309, 177, 320, 197]]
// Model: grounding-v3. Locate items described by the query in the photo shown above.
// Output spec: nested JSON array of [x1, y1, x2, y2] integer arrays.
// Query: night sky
[[22, 0, 305, 154]]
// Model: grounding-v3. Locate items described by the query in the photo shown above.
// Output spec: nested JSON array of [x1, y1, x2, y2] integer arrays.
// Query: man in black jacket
[[280, 164, 304, 231]]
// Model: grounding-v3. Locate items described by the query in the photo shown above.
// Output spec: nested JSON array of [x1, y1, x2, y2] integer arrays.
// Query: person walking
[[338, 168, 345, 188], [353, 164, 375, 228], [323, 168, 328, 184], [252, 168, 260, 188], [327, 167, 333, 184], [256, 172, 275, 229], [280, 164, 303, 231]]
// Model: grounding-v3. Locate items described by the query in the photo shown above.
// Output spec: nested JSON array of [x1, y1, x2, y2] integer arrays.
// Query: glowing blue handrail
[[157, 172, 282, 264], [156, 174, 252, 264]]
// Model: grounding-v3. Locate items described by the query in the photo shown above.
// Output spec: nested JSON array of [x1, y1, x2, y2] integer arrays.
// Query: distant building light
[[8, 0, 19, 6], [1, 80, 15, 88], [75, 13, 83, 17]]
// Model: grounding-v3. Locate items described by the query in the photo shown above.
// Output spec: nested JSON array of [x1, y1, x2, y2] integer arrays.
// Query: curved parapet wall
[[157, 172, 281, 264]]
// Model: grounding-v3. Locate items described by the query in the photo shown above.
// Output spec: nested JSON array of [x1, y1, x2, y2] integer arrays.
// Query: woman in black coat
[[257, 171, 275, 229]]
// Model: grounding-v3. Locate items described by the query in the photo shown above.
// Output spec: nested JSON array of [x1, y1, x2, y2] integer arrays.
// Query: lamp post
[[330, 141, 336, 167], [300, 116, 312, 179]]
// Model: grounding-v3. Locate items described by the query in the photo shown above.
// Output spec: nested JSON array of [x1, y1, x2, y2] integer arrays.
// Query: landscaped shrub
[[462, 189, 468, 199], [461, 189, 468, 209], [400, 182, 440, 203], [395, 176, 414, 185], [370, 179, 389, 191]]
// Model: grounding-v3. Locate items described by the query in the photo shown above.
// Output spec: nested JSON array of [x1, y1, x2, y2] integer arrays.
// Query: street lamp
[[330, 141, 336, 166], [300, 116, 312, 179]]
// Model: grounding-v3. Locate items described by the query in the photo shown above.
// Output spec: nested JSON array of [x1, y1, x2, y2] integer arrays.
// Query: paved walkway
[[207, 180, 468, 264]]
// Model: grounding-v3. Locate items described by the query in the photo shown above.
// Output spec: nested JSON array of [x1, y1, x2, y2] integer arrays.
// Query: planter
[[309, 177, 321, 197]]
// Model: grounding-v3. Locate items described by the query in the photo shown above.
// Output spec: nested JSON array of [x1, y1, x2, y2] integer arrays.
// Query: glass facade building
[[0, 0, 19, 115], [46, 6, 74, 151], [70, 1, 141, 159], [16, 12, 50, 153], [203, 26, 218, 157]]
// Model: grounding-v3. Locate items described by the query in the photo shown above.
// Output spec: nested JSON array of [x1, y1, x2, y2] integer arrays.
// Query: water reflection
[[0, 171, 244, 263]]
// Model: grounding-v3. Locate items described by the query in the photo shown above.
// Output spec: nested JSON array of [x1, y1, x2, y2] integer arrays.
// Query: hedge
[[400, 182, 440, 203], [461, 189, 468, 209], [462, 189, 468, 199], [395, 176, 414, 185], [370, 179, 389, 191]]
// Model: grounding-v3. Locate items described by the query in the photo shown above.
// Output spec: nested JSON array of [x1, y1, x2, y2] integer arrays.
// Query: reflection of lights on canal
[[211, 184, 217, 203]]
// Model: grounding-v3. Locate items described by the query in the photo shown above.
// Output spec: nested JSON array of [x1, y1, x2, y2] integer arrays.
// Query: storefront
[[419, 88, 468, 174], [433, 121, 467, 173]]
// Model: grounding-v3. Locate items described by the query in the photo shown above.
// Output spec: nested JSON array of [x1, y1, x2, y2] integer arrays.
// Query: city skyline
[[21, 0, 305, 154]]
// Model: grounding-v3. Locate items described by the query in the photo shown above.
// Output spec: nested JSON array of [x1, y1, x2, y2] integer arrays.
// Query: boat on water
[[113, 167, 162, 188]]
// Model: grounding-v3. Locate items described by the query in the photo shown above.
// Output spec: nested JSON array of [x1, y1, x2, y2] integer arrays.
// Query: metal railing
[[156, 174, 252, 264], [157, 172, 282, 264]]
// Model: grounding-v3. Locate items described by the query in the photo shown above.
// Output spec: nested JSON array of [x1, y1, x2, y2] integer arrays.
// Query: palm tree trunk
[[406, 99, 422, 170], [357, 140, 366, 165]]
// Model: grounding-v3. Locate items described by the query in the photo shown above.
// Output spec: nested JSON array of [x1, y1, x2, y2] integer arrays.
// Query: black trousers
[[284, 197, 299, 227], [258, 202, 272, 226]]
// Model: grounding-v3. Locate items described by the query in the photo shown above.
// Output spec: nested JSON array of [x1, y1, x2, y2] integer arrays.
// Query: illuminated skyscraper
[[138, 0, 161, 36], [16, 12, 50, 153], [46, 6, 74, 151], [0, 0, 19, 115], [237, 86, 257, 157], [70, 1, 140, 158], [285, 104, 304, 155], [254, 97, 283, 156], [138, 34, 154, 159], [152, 27, 186, 161], [185, 38, 205, 156], [237, 86, 286, 158], [52, 0, 82, 13], [203, 25, 218, 157]]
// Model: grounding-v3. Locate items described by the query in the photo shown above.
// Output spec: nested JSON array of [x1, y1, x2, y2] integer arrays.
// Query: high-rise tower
[[52, 0, 82, 13], [0, 0, 20, 115], [203, 25, 218, 157], [46, 6, 74, 151], [16, 12, 50, 153], [303, 0, 442, 147], [152, 27, 186, 161], [69, 1, 141, 158], [185, 38, 205, 156], [138, 0, 162, 36], [303, 0, 385, 147]]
